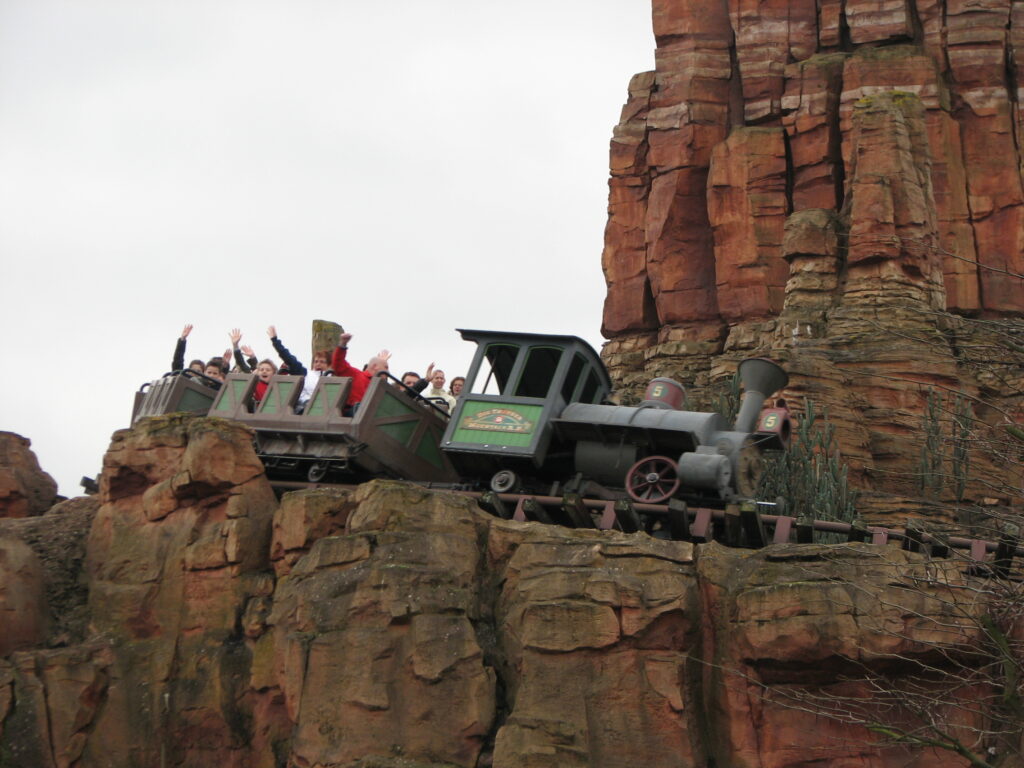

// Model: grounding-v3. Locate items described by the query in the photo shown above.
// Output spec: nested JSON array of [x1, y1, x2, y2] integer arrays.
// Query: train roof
[[455, 328, 613, 390]]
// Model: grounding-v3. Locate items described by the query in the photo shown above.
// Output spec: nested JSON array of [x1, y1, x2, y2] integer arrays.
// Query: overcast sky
[[0, 1, 654, 497]]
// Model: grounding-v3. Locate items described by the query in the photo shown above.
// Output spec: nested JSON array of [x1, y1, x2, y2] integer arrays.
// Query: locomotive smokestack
[[733, 358, 788, 433]]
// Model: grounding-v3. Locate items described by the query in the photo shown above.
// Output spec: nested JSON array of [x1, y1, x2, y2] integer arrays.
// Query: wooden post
[[724, 502, 743, 546], [522, 498, 555, 525], [479, 491, 511, 520], [847, 518, 868, 543], [739, 499, 767, 548], [613, 499, 642, 533], [667, 499, 690, 541], [312, 319, 344, 358], [994, 524, 1018, 578], [562, 493, 597, 528], [796, 511, 815, 543], [903, 525, 925, 554]]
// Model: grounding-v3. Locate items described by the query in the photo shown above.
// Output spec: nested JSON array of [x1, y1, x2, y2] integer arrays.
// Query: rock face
[[270, 486, 496, 768], [0, 432, 58, 518], [601, 0, 1024, 513], [0, 537, 47, 655], [490, 525, 699, 767], [1, 419, 1009, 767], [83, 415, 282, 768]]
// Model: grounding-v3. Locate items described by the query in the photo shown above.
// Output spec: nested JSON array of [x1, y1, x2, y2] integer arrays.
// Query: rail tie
[[269, 479, 1022, 572]]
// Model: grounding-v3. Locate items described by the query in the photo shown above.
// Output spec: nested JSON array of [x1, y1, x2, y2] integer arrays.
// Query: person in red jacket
[[331, 332, 391, 410], [252, 359, 276, 406]]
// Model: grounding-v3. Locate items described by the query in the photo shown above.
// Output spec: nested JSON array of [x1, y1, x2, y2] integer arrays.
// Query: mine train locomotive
[[132, 329, 792, 508]]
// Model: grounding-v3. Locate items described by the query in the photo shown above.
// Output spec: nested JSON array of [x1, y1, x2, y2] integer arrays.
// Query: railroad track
[[270, 480, 1023, 575]]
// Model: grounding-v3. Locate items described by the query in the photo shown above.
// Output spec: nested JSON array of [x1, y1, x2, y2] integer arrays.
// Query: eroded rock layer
[[0, 433, 57, 518], [601, 0, 1024, 510], [1, 419, 1009, 767]]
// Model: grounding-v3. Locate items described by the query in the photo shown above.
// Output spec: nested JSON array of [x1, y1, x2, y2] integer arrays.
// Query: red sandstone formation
[[604, 0, 1024, 332], [601, 0, 1024, 511], [269, 486, 355, 576], [82, 415, 285, 767], [0, 432, 57, 518], [2, 421, 1011, 767], [0, 537, 47, 655]]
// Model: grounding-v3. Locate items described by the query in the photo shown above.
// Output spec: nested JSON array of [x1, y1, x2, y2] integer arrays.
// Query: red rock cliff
[[1, 420, 1015, 767], [601, 0, 1024, 513]]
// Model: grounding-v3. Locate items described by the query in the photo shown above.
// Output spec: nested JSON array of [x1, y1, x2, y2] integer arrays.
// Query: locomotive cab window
[[473, 343, 518, 395], [514, 346, 563, 399], [560, 353, 587, 403], [579, 368, 603, 403]]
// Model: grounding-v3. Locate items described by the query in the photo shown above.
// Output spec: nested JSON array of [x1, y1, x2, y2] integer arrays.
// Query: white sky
[[0, 1, 654, 497]]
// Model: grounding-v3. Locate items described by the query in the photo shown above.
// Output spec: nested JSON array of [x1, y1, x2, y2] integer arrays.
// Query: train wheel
[[626, 456, 680, 504], [307, 462, 329, 483], [490, 470, 520, 494]]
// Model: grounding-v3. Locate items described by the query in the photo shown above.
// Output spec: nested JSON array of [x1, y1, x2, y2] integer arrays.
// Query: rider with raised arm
[[331, 332, 391, 410], [171, 324, 205, 373], [228, 328, 259, 373]]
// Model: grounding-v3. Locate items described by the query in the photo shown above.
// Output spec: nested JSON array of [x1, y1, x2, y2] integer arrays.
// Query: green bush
[[757, 399, 857, 527]]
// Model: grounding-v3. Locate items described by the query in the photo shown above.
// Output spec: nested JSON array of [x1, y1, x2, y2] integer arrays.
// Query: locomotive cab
[[441, 330, 612, 489]]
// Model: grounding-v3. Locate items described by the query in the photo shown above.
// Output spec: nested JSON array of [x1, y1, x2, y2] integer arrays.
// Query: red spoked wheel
[[626, 456, 681, 504]]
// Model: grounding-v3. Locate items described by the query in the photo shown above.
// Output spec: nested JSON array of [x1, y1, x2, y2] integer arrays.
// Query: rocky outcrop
[[601, 0, 1024, 514], [0, 537, 47, 656], [701, 540, 1001, 767], [0, 432, 58, 518], [270, 484, 496, 768], [79, 415, 283, 768], [269, 486, 355, 576], [489, 523, 699, 767], [1, 497, 100, 647], [1, 420, 1007, 767]]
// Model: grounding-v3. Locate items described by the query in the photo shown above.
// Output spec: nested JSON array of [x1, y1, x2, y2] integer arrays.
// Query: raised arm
[[268, 326, 307, 376], [172, 323, 193, 371], [331, 332, 360, 377], [229, 329, 252, 373], [412, 362, 434, 393]]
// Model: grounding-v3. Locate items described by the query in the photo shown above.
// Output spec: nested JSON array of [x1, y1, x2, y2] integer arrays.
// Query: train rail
[[270, 480, 1024, 576]]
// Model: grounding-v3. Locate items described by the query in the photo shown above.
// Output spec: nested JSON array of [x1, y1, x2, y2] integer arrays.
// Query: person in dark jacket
[[266, 326, 307, 376], [203, 358, 226, 383], [267, 326, 316, 411], [171, 324, 206, 373], [228, 328, 259, 373]]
